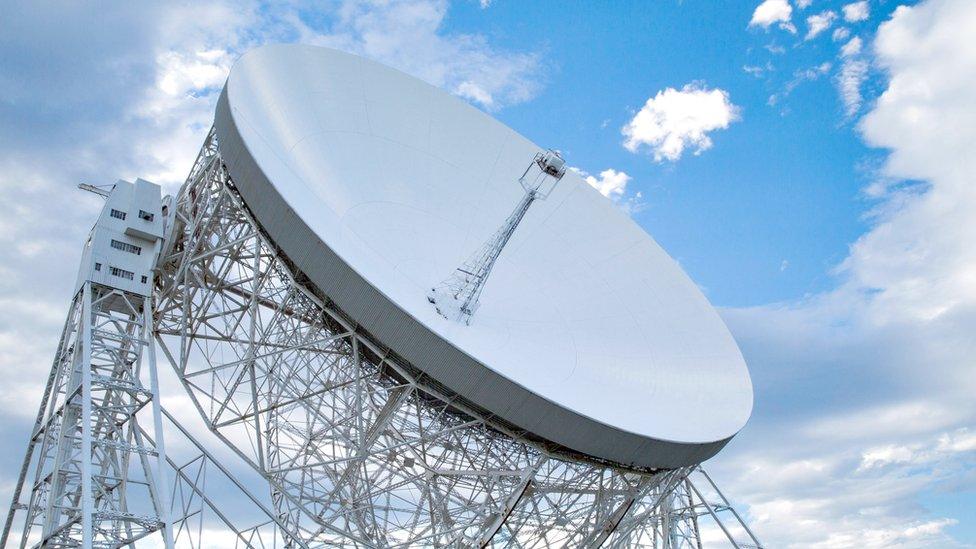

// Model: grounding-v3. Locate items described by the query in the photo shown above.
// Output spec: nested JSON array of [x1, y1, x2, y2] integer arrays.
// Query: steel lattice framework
[[2, 128, 763, 548], [146, 130, 763, 548], [3, 285, 173, 548]]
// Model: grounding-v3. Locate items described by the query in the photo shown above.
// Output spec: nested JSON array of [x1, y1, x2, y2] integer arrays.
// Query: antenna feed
[[537, 150, 566, 179], [429, 149, 566, 325]]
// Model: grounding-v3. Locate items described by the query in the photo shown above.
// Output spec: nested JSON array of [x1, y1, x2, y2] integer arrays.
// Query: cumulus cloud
[[805, 10, 837, 40], [573, 168, 645, 215], [622, 84, 740, 162], [455, 80, 495, 107], [583, 168, 630, 199], [716, 0, 976, 545], [855, 0, 976, 319], [833, 26, 851, 41], [749, 0, 796, 33], [843, 1, 870, 23]]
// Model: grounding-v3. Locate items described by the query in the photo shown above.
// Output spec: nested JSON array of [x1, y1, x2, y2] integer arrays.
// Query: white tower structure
[[429, 150, 566, 323], [2, 180, 173, 548]]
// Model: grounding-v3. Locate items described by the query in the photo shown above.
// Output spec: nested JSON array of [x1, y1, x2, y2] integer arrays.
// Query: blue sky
[[1, 0, 974, 547], [448, 1, 889, 307]]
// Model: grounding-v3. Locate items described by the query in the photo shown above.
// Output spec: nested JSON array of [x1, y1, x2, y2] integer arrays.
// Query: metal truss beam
[[2, 285, 173, 548], [149, 129, 765, 548], [3, 127, 764, 548]]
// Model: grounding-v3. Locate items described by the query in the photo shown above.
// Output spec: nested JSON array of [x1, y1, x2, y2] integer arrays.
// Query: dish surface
[[214, 44, 753, 468]]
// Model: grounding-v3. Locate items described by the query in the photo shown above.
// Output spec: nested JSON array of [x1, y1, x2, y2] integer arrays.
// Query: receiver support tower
[[2, 181, 173, 548], [428, 150, 566, 324]]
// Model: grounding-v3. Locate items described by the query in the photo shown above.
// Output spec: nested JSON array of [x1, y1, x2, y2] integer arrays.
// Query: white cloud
[[711, 318, 976, 545], [154, 49, 230, 97], [796, 0, 813, 9], [833, 26, 851, 41], [843, 1, 870, 23], [805, 10, 837, 40], [903, 519, 959, 540], [288, 1, 542, 111], [622, 84, 740, 162], [455, 80, 494, 107], [855, 0, 976, 319], [716, 0, 976, 545], [859, 427, 976, 470], [859, 443, 918, 469], [743, 65, 765, 77], [711, 417, 970, 547], [749, 0, 796, 33], [768, 62, 832, 106], [837, 56, 869, 116], [806, 401, 967, 442], [938, 428, 976, 453], [583, 168, 630, 199], [573, 168, 645, 215], [795, 62, 833, 82], [744, 60, 775, 78], [840, 36, 863, 57]]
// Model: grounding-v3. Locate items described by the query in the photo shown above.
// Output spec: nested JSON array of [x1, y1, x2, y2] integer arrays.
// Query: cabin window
[[109, 266, 134, 280], [110, 239, 141, 255]]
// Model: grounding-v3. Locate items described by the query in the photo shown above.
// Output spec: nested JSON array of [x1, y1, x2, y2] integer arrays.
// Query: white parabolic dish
[[214, 44, 753, 469]]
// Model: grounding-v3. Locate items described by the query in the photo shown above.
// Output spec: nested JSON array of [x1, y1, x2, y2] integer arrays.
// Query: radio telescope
[[3, 44, 762, 548]]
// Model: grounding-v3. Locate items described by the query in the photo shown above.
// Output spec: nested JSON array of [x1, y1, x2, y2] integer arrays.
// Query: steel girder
[[152, 130, 717, 548], [2, 128, 764, 549], [2, 285, 173, 548]]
